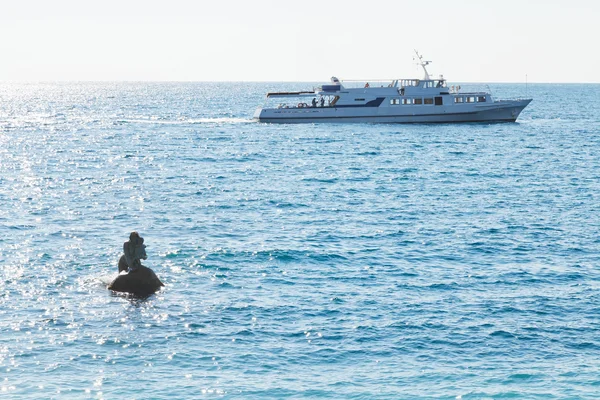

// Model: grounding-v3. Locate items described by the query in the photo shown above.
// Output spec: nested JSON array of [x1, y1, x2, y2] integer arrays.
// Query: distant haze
[[1, 0, 598, 83]]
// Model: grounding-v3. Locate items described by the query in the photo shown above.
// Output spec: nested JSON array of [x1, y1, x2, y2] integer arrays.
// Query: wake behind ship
[[254, 52, 531, 124]]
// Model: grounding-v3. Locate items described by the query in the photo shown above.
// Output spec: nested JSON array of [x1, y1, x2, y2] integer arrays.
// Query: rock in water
[[108, 265, 165, 297]]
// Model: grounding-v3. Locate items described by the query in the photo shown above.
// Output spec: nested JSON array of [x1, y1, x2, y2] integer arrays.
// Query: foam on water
[[118, 117, 253, 125], [1, 82, 600, 398]]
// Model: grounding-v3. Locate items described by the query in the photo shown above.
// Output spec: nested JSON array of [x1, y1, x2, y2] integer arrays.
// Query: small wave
[[489, 330, 516, 339], [427, 282, 459, 290], [262, 277, 296, 285], [301, 177, 339, 184], [565, 341, 600, 350], [508, 373, 539, 381]]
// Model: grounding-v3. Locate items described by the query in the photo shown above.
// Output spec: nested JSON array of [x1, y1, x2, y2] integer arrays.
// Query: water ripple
[[1, 82, 599, 398]]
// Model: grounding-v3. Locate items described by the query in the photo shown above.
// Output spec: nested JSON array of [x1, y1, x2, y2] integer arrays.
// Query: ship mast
[[413, 50, 432, 80]]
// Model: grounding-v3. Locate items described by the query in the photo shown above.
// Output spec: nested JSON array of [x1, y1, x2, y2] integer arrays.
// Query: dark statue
[[108, 232, 164, 297]]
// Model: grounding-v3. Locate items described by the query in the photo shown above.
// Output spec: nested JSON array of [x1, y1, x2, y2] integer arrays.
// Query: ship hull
[[255, 99, 532, 124]]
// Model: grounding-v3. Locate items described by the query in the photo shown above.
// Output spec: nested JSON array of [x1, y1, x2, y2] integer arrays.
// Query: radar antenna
[[413, 50, 432, 80]]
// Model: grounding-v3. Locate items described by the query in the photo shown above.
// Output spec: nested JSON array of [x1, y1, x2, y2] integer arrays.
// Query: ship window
[[414, 98, 423, 105], [478, 96, 486, 102], [355, 98, 365, 101], [466, 96, 476, 103], [424, 98, 433, 105], [402, 98, 413, 105], [390, 98, 400, 105], [454, 97, 463, 103], [435, 97, 443, 105]]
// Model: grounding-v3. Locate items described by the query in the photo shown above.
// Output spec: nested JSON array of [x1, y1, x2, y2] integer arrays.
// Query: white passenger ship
[[254, 52, 531, 124]]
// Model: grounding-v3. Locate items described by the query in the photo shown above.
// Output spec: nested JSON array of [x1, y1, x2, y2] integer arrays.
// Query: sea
[[1, 81, 599, 399]]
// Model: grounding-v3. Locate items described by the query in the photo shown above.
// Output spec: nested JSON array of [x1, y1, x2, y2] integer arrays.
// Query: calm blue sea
[[1, 82, 599, 399]]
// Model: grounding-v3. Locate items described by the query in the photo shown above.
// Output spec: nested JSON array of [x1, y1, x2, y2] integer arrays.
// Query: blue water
[[1, 82, 599, 399]]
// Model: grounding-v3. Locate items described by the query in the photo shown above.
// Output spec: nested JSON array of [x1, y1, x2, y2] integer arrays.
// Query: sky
[[1, 0, 598, 83]]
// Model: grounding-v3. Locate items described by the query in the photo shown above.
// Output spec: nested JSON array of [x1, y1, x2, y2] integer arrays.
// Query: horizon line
[[1, 79, 598, 84]]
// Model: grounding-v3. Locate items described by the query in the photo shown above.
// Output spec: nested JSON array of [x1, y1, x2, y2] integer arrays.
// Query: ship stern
[[253, 107, 263, 121]]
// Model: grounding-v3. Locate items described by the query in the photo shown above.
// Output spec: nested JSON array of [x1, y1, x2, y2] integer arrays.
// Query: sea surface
[[1, 81, 599, 399]]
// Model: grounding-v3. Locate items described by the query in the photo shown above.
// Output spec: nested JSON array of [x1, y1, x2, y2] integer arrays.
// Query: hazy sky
[[1, 0, 598, 82]]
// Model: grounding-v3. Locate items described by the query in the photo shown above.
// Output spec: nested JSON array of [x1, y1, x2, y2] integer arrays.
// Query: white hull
[[255, 99, 531, 124]]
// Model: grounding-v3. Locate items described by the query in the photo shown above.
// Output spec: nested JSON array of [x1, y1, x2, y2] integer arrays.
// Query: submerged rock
[[108, 264, 165, 297]]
